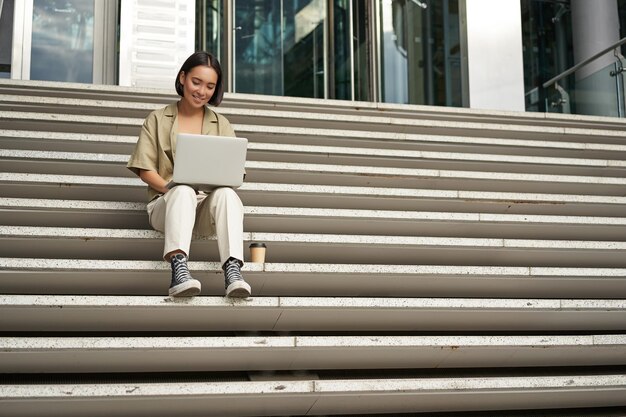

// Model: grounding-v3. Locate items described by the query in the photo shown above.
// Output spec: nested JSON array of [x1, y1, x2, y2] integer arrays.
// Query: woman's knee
[[165, 185, 197, 209], [167, 184, 196, 199], [213, 187, 239, 200], [212, 187, 243, 208]]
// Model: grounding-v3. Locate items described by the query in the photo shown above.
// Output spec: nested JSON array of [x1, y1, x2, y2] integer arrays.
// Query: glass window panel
[[352, 0, 371, 102], [521, 0, 574, 113], [617, 0, 626, 55], [332, 0, 351, 100], [379, 0, 461, 106], [195, 0, 224, 64], [380, 0, 409, 104], [30, 0, 95, 83], [573, 61, 621, 118], [0, 0, 15, 78], [523, 0, 626, 117], [234, 0, 326, 98], [283, 0, 326, 97], [439, 0, 461, 106], [234, 0, 282, 95]]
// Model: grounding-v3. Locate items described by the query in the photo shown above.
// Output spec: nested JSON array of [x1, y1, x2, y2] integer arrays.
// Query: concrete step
[[2, 335, 625, 373], [5, 198, 626, 240], [0, 295, 624, 331], [4, 142, 626, 179], [2, 374, 625, 417], [4, 149, 626, 195], [2, 94, 626, 143], [0, 172, 146, 202], [3, 226, 626, 266], [2, 259, 625, 298], [4, 78, 626, 131], [0, 110, 142, 136], [0, 79, 178, 104], [244, 143, 626, 177], [5, 127, 626, 162], [0, 129, 137, 153], [3, 173, 626, 216], [235, 124, 626, 160]]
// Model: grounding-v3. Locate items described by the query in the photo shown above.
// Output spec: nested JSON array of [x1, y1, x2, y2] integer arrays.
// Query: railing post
[[549, 82, 571, 114], [611, 50, 626, 118]]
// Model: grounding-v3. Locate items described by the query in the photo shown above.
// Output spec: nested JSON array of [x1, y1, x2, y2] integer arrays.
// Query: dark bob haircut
[[175, 51, 224, 106]]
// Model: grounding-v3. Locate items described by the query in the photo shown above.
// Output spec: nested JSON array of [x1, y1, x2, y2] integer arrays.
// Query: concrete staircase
[[1, 78, 626, 416]]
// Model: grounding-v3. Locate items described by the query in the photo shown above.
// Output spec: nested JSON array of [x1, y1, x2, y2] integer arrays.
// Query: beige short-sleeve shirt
[[127, 102, 236, 202]]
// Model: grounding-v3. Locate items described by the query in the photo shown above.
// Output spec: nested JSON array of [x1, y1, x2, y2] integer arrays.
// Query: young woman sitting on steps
[[127, 51, 251, 298]]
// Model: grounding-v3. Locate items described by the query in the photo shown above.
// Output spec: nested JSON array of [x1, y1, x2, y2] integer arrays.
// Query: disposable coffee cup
[[249, 242, 267, 263]]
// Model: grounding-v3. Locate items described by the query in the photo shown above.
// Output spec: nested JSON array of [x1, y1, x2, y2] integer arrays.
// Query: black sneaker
[[223, 257, 251, 298], [169, 253, 201, 297]]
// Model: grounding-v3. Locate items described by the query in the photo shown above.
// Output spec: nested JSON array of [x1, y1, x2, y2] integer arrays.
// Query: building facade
[[1, 0, 625, 116]]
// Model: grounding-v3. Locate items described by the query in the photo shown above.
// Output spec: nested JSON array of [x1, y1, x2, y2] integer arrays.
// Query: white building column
[[119, 0, 196, 89], [571, 0, 620, 79], [570, 0, 621, 117], [462, 0, 525, 112]]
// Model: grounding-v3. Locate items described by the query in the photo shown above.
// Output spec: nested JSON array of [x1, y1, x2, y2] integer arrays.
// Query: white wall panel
[[119, 0, 195, 89], [465, 0, 525, 112]]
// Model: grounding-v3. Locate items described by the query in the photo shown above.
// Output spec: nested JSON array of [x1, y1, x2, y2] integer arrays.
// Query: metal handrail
[[542, 37, 626, 88]]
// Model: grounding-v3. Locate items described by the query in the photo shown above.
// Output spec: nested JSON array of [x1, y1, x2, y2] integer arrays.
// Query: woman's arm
[[139, 169, 170, 194]]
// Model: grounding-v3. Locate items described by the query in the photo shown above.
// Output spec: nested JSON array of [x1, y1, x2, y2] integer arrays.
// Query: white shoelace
[[171, 255, 192, 284], [224, 259, 243, 286]]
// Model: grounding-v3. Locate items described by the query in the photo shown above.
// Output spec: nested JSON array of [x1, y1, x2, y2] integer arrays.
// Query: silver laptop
[[167, 133, 248, 191]]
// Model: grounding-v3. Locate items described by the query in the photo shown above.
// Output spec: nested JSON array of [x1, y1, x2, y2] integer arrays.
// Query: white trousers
[[146, 185, 244, 264]]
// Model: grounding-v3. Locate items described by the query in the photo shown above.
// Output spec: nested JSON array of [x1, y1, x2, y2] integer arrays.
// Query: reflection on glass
[[622, 0, 626, 56], [235, 0, 282, 95], [574, 62, 622, 117], [547, 62, 624, 118], [332, 0, 350, 100], [381, 0, 409, 104], [196, 0, 224, 65], [284, 0, 326, 97], [30, 0, 95, 83], [522, 0, 626, 116], [234, 0, 326, 98], [379, 0, 461, 106], [0, 0, 15, 78], [352, 0, 371, 102], [521, 0, 574, 113]]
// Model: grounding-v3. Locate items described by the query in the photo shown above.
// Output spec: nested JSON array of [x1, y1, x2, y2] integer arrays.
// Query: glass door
[[198, 0, 374, 101], [378, 0, 462, 106], [11, 0, 117, 84], [233, 0, 327, 98], [329, 0, 374, 101]]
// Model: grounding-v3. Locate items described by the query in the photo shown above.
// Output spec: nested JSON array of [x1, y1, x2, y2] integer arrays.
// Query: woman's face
[[179, 65, 218, 108]]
